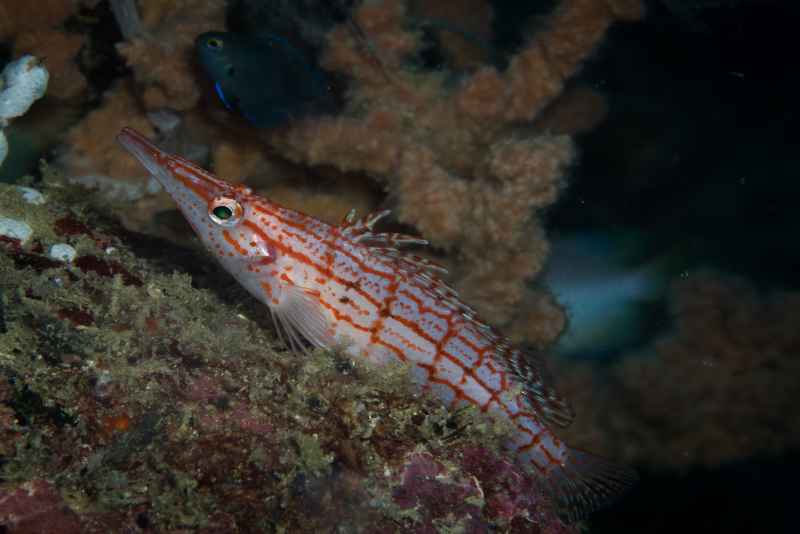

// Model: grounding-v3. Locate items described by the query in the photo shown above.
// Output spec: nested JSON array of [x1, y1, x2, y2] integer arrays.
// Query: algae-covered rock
[[0, 177, 573, 533]]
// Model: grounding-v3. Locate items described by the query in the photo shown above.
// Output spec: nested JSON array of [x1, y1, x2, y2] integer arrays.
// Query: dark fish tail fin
[[547, 448, 637, 523]]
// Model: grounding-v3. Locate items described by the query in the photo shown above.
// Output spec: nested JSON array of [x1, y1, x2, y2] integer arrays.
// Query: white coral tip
[[0, 55, 49, 123]]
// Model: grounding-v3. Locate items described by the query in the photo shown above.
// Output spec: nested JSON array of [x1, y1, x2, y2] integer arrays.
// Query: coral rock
[[0, 480, 81, 534]]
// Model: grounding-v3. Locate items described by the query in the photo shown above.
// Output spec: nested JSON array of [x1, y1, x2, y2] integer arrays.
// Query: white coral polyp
[[0, 55, 49, 167], [0, 55, 49, 122]]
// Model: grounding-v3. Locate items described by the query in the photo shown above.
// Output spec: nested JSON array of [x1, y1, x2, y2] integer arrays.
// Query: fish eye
[[213, 206, 232, 219], [209, 197, 242, 226], [206, 37, 224, 49]]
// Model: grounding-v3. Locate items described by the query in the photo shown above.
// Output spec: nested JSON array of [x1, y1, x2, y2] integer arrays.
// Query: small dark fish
[[196, 31, 331, 128]]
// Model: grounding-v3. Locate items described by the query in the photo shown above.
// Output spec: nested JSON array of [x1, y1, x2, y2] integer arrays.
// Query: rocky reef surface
[[0, 176, 575, 533]]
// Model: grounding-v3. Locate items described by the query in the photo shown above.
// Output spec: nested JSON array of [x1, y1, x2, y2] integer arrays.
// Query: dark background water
[[543, 0, 800, 290]]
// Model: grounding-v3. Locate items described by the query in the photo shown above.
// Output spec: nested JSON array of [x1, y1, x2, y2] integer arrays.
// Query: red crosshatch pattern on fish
[[117, 127, 635, 522]]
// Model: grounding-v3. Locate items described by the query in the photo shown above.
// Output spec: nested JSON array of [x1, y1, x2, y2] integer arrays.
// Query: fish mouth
[[116, 127, 169, 177]]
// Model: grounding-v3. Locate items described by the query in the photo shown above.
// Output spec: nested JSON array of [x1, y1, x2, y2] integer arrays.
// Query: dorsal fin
[[341, 208, 575, 428], [340, 209, 449, 277], [502, 345, 575, 428], [340, 209, 479, 319], [341, 208, 428, 245]]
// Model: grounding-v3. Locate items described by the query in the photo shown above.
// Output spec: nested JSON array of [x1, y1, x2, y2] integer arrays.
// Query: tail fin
[[548, 448, 637, 523]]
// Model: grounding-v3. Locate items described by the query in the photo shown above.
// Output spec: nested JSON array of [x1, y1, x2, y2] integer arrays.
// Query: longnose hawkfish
[[117, 127, 635, 522]]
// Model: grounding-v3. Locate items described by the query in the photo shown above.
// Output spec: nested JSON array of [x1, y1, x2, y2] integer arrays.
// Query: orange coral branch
[[274, 0, 641, 336]]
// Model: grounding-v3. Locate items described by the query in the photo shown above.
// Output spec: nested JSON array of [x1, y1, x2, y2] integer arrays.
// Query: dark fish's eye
[[207, 38, 223, 49], [213, 206, 232, 220]]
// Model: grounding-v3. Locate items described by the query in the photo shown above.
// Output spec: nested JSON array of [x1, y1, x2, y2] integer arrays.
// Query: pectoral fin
[[272, 281, 335, 355]]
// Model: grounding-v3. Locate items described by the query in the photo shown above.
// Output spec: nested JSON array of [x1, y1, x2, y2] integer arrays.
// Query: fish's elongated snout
[[117, 127, 231, 205], [116, 127, 170, 181], [117, 127, 242, 237]]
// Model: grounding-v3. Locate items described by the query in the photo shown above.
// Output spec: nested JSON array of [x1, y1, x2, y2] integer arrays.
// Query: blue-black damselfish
[[195, 31, 332, 128]]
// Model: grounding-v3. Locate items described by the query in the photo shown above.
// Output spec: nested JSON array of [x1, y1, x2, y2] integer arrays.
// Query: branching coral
[[13, 30, 85, 101], [55, 0, 641, 345], [0, 1, 76, 41], [116, 0, 226, 111], [556, 272, 800, 470], [408, 0, 495, 69], [0, 1, 89, 100], [272, 0, 643, 338], [60, 83, 156, 199], [59, 0, 236, 228]]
